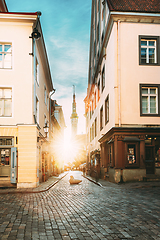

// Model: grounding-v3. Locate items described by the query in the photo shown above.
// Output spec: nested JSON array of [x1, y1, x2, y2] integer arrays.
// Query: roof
[[0, 12, 37, 15], [107, 0, 160, 13]]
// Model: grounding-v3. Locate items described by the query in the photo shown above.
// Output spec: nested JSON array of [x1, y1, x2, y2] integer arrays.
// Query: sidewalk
[[83, 174, 160, 189], [0, 172, 68, 194]]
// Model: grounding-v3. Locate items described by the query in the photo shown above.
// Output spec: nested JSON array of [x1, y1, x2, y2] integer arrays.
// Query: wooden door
[[145, 146, 155, 174]]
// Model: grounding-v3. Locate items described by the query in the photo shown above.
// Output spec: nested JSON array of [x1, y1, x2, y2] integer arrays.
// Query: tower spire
[[70, 85, 78, 137]]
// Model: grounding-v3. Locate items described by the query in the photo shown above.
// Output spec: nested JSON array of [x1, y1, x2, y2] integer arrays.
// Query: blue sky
[[6, 0, 91, 135]]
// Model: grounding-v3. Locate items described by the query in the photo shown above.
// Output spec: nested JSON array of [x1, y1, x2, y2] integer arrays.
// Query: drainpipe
[[33, 39, 36, 123], [117, 20, 121, 127]]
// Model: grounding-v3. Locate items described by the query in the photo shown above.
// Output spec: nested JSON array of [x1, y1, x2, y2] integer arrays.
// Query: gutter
[[111, 11, 160, 17], [117, 20, 121, 127]]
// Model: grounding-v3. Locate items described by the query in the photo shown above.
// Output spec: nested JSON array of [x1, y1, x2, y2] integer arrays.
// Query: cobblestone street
[[0, 171, 160, 240]]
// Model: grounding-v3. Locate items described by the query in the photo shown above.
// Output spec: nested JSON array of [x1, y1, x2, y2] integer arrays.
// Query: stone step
[[143, 175, 160, 182]]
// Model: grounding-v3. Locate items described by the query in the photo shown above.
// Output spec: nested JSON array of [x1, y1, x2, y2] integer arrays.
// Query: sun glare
[[62, 137, 79, 164], [52, 130, 80, 166]]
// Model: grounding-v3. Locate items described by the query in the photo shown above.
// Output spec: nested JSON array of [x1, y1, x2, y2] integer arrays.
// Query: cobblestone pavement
[[0, 171, 160, 240]]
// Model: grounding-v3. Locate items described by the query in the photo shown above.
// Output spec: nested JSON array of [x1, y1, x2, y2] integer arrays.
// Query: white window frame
[[35, 58, 39, 85], [0, 43, 12, 69], [36, 96, 39, 124], [105, 95, 109, 124], [47, 94, 49, 111], [0, 87, 12, 117], [44, 85, 47, 105], [141, 38, 157, 63], [141, 87, 158, 114]]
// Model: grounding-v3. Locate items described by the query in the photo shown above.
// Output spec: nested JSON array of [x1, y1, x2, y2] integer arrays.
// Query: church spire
[[70, 85, 78, 137]]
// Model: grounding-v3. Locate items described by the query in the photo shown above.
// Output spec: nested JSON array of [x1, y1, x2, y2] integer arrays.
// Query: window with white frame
[[140, 85, 160, 115], [101, 0, 106, 42], [0, 88, 12, 117], [139, 36, 159, 65], [44, 85, 47, 105], [105, 95, 109, 124], [36, 96, 39, 123], [100, 105, 103, 130], [35, 58, 39, 85], [102, 66, 105, 92], [98, 80, 100, 101], [0, 43, 12, 69], [95, 117, 97, 137], [47, 95, 49, 111]]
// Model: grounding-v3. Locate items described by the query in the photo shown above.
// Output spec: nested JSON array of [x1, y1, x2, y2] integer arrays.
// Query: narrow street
[[0, 171, 160, 240]]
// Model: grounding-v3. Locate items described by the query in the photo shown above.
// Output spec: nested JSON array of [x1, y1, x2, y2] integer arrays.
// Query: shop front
[[0, 137, 17, 186], [99, 127, 160, 183]]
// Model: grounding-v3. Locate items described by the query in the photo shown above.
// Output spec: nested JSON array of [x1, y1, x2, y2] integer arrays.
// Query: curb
[[82, 175, 103, 187], [0, 173, 68, 195]]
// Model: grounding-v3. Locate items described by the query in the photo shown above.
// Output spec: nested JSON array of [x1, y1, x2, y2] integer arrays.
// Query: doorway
[[145, 146, 155, 174]]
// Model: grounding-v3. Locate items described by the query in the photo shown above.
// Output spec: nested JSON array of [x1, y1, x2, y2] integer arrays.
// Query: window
[[44, 85, 47, 105], [35, 58, 39, 85], [98, 80, 100, 101], [94, 91, 97, 109], [90, 127, 92, 142], [92, 123, 94, 140], [92, 99, 94, 115], [0, 43, 12, 69], [100, 106, 103, 130], [125, 141, 139, 168], [105, 95, 109, 124], [140, 84, 160, 116], [47, 95, 49, 111], [36, 97, 39, 124], [139, 36, 159, 65], [0, 138, 13, 146], [95, 117, 97, 137], [102, 66, 105, 92], [0, 88, 12, 117], [101, 1, 106, 42]]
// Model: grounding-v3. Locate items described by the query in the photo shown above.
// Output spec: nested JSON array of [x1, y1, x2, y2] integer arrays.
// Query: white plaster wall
[[120, 22, 160, 125], [34, 45, 50, 136], [0, 21, 33, 125]]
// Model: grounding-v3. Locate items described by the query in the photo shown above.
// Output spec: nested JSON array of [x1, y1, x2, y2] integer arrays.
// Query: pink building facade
[[85, 0, 160, 183]]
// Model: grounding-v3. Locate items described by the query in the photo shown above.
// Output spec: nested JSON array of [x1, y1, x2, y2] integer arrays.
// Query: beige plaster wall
[[17, 125, 38, 188]]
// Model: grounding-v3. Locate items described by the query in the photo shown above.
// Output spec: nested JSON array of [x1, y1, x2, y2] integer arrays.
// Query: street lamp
[[43, 122, 49, 138]]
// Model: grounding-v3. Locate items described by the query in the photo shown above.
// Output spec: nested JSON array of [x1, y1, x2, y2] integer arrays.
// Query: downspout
[[117, 20, 121, 127], [33, 39, 36, 123]]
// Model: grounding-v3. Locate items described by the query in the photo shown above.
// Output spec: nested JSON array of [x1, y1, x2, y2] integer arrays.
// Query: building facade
[[85, 0, 160, 183], [0, 0, 56, 188]]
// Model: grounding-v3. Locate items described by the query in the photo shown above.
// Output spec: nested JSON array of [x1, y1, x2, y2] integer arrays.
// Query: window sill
[[139, 63, 160, 66], [140, 113, 160, 117], [105, 120, 109, 125]]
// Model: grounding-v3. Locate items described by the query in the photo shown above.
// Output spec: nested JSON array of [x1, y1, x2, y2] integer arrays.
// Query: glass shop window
[[0, 149, 10, 166], [127, 144, 136, 164]]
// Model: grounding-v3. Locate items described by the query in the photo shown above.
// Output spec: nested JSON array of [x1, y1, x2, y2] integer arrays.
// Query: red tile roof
[[107, 0, 160, 13]]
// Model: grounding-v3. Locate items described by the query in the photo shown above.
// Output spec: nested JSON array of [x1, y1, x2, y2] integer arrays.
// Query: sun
[[62, 137, 79, 164]]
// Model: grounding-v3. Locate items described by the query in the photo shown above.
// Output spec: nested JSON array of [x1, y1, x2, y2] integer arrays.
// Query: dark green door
[[145, 147, 155, 174]]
